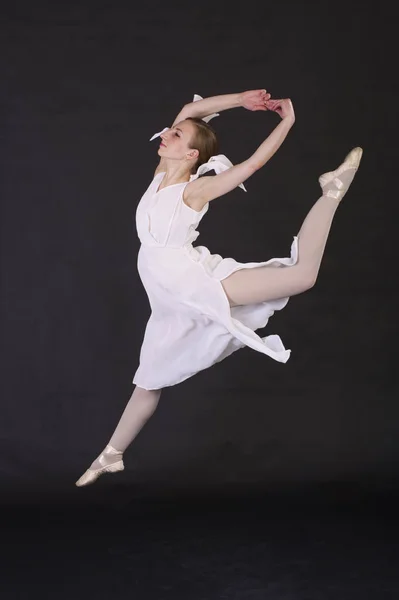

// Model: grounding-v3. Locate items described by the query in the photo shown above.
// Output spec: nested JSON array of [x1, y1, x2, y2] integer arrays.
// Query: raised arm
[[184, 98, 296, 207], [155, 90, 272, 175], [172, 89, 271, 124]]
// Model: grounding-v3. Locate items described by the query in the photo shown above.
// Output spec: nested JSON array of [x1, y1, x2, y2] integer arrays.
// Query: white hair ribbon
[[192, 94, 220, 123], [149, 93, 219, 141], [149, 127, 169, 141], [149, 94, 246, 192], [190, 154, 247, 192]]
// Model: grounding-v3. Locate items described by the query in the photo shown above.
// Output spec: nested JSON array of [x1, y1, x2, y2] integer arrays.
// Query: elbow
[[303, 270, 317, 291], [246, 161, 263, 174], [246, 154, 273, 173], [178, 105, 191, 120]]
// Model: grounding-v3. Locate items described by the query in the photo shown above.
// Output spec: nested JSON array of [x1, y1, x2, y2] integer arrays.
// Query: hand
[[265, 98, 295, 122], [240, 89, 271, 111]]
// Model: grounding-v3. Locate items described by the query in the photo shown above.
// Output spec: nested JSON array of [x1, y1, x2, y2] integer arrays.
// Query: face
[[158, 120, 199, 165]]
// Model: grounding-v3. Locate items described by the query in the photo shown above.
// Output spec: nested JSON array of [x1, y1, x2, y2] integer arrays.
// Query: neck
[[161, 160, 193, 184]]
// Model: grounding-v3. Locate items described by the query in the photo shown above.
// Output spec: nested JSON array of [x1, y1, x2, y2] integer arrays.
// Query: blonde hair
[[186, 117, 219, 174]]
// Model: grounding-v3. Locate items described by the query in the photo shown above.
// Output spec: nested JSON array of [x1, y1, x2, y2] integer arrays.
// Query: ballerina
[[76, 89, 362, 486]]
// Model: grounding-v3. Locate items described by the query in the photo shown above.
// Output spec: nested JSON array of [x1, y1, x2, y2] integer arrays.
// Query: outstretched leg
[[76, 386, 161, 486], [222, 147, 362, 307]]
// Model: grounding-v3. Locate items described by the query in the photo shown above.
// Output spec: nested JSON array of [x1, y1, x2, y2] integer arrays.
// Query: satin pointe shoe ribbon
[[319, 147, 363, 201], [325, 177, 344, 200]]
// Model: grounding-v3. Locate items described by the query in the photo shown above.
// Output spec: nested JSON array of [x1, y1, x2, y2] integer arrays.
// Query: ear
[[186, 148, 199, 161]]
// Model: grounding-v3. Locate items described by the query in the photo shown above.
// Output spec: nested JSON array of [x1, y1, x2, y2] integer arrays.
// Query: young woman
[[76, 89, 362, 486]]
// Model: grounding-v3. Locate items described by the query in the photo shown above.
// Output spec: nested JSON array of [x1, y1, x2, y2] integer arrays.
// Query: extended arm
[[172, 90, 270, 124], [154, 90, 272, 175], [185, 98, 296, 205]]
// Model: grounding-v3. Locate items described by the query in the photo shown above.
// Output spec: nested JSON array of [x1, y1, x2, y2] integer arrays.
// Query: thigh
[[221, 265, 310, 307]]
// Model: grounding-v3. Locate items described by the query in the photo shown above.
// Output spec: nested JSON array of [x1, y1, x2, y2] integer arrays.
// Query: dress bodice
[[135, 172, 209, 248]]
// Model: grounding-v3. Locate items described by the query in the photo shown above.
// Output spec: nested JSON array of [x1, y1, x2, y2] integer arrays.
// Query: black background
[[1, 0, 398, 504]]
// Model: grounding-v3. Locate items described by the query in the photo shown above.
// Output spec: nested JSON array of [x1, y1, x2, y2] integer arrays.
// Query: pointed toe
[[75, 460, 124, 487], [319, 147, 363, 201]]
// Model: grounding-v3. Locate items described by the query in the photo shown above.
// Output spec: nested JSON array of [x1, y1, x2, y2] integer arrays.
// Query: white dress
[[133, 171, 299, 390]]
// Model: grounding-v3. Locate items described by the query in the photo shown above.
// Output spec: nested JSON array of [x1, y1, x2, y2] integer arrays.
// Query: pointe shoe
[[319, 147, 363, 201], [75, 445, 124, 487]]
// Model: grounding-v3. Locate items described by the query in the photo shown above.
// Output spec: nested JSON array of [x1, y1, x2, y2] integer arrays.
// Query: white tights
[[90, 386, 161, 469], [221, 167, 357, 307], [90, 160, 358, 469]]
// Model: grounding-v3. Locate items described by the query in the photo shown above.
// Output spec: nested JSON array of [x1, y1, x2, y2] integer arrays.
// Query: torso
[[136, 172, 209, 249], [183, 184, 206, 213], [156, 172, 206, 214]]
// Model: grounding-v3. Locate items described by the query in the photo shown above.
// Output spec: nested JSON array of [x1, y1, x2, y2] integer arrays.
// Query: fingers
[[258, 90, 271, 98], [265, 98, 284, 110], [244, 89, 272, 111], [248, 91, 291, 113], [260, 91, 271, 110], [265, 100, 278, 110]]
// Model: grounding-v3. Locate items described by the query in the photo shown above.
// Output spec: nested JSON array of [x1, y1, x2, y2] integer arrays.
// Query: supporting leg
[[108, 386, 161, 453], [76, 386, 161, 486]]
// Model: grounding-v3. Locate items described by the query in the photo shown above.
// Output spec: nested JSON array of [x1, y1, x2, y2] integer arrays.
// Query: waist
[[140, 240, 194, 250], [139, 242, 200, 262]]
